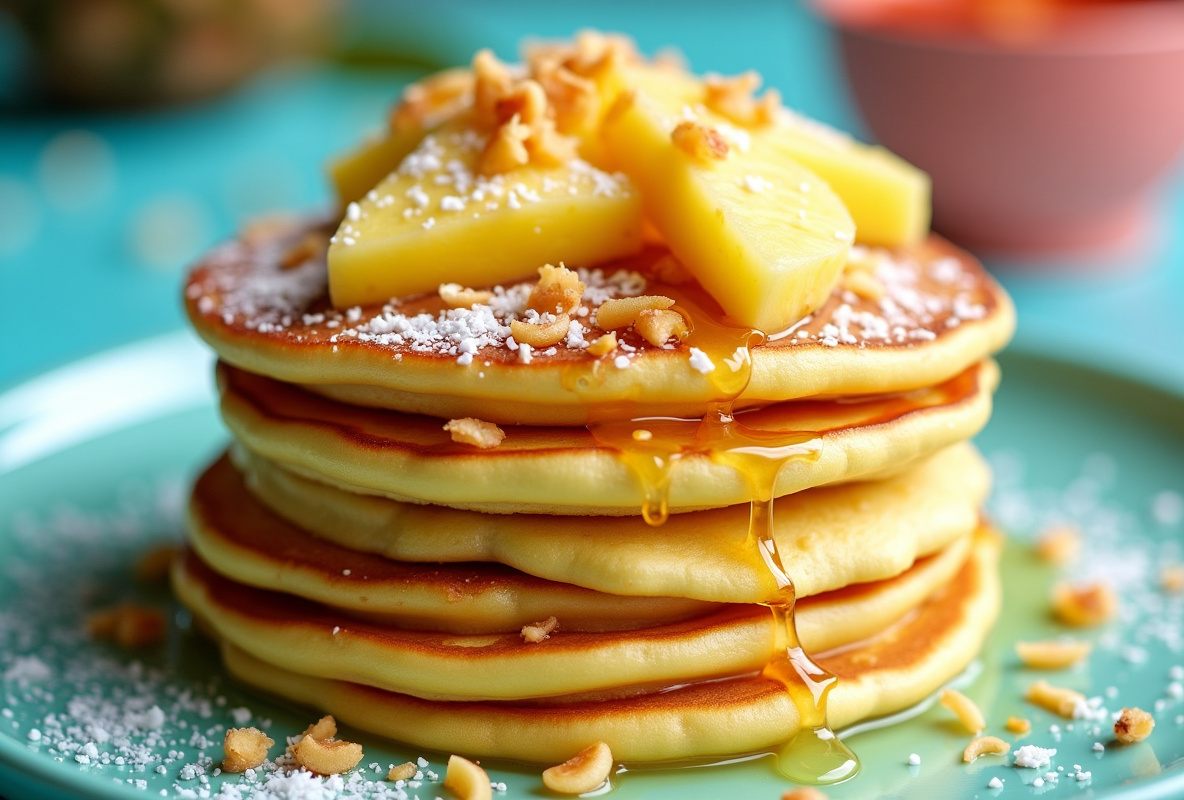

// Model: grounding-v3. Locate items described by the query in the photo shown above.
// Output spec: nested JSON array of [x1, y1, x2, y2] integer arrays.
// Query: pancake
[[174, 531, 973, 702], [188, 452, 715, 633], [218, 358, 998, 515], [231, 442, 990, 602], [214, 527, 1001, 763], [186, 222, 1014, 425]]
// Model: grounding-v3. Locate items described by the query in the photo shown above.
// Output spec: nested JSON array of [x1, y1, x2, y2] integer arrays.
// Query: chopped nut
[[511, 314, 570, 348], [940, 689, 985, 734], [1052, 581, 1117, 627], [963, 735, 1011, 763], [671, 121, 729, 161], [280, 231, 329, 270], [386, 761, 417, 782], [1114, 707, 1155, 743], [292, 734, 364, 775], [390, 67, 473, 132], [523, 117, 579, 166], [1016, 639, 1092, 669], [473, 49, 515, 125], [286, 715, 338, 756], [221, 727, 274, 773], [704, 70, 781, 127], [439, 283, 495, 309], [1006, 716, 1032, 735], [87, 604, 166, 648], [781, 791, 828, 800], [585, 332, 618, 356], [135, 544, 178, 583], [1036, 524, 1080, 564], [634, 308, 689, 347], [444, 754, 492, 800], [479, 113, 531, 175], [443, 418, 506, 449], [1025, 679, 1086, 718], [535, 61, 600, 135], [841, 269, 887, 302], [1161, 564, 1184, 594], [542, 741, 613, 795], [529, 263, 585, 315], [521, 616, 558, 643], [596, 295, 676, 331]]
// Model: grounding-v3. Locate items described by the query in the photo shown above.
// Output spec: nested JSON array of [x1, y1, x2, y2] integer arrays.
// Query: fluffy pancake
[[218, 358, 998, 515], [186, 221, 1014, 425], [188, 453, 715, 633], [231, 442, 989, 602], [175, 532, 972, 702], [213, 528, 1001, 762]]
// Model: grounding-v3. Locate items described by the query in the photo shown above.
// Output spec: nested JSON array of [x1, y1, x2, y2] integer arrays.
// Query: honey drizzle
[[582, 274, 860, 784]]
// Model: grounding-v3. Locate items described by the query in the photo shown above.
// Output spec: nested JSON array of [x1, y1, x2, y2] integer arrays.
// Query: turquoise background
[[3, 0, 1183, 388]]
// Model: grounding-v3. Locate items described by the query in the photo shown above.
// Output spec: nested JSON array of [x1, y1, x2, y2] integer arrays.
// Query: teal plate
[[2, 333, 1183, 800]]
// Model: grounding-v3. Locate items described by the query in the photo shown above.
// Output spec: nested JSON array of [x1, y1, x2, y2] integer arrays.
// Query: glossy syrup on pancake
[[586, 296, 858, 784]]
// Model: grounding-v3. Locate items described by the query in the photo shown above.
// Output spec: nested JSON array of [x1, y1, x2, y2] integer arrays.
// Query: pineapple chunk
[[328, 116, 642, 309], [603, 81, 854, 332], [328, 127, 429, 209], [626, 66, 930, 247]]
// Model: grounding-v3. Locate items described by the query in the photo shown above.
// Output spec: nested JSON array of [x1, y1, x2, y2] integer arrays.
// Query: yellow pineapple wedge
[[603, 76, 855, 332], [327, 115, 643, 309], [328, 127, 429, 209], [327, 67, 474, 208], [626, 65, 929, 248]]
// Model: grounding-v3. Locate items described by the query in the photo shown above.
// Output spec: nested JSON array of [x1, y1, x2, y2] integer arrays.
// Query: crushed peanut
[[135, 543, 178, 583], [439, 283, 495, 309], [390, 67, 473, 132], [1114, 707, 1155, 743], [671, 121, 729, 161], [1161, 564, 1184, 594], [534, 61, 600, 135], [634, 308, 689, 347], [940, 689, 985, 734], [521, 616, 559, 643], [444, 754, 492, 800], [280, 231, 329, 270], [87, 604, 166, 648], [221, 727, 274, 773], [473, 49, 515, 125], [1006, 716, 1032, 735], [841, 269, 887, 302], [510, 314, 571, 348], [479, 112, 531, 175], [443, 418, 506, 449], [286, 715, 337, 756], [1025, 679, 1086, 718], [1036, 524, 1081, 564], [1016, 638, 1092, 669], [1052, 581, 1117, 627], [494, 79, 548, 126], [387, 761, 417, 782], [528, 263, 585, 315], [585, 332, 618, 356], [542, 741, 614, 795], [704, 70, 781, 127], [292, 734, 364, 775], [781, 790, 828, 800], [963, 735, 1011, 763], [595, 295, 676, 331]]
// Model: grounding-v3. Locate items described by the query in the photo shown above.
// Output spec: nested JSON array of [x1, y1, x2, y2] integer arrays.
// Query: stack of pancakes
[[177, 218, 1014, 765]]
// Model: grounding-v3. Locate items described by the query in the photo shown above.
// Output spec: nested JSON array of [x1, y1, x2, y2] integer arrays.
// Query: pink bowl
[[830, 2, 1184, 255]]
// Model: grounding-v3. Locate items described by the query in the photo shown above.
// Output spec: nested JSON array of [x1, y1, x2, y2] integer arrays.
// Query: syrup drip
[[581, 267, 860, 785]]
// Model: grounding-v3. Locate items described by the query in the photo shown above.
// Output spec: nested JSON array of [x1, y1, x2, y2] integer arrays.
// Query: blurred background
[[2, 0, 1183, 390]]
